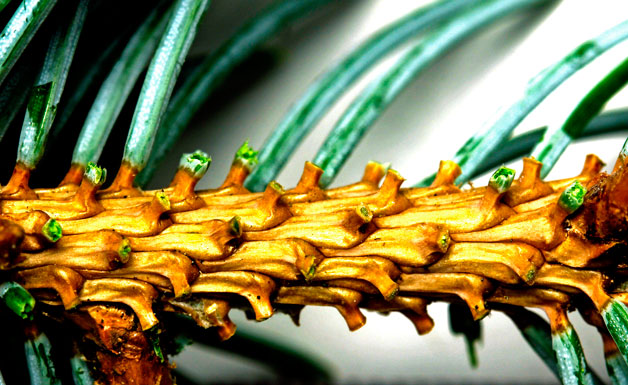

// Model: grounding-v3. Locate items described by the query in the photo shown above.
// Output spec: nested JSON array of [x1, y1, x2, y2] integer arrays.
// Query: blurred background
[[147, 0, 628, 384], [2, 0, 627, 383]]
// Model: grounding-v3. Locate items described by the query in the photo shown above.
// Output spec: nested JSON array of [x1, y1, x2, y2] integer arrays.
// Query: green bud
[[84, 162, 107, 186], [156, 191, 171, 211], [179, 150, 211, 179], [118, 238, 132, 261], [558, 181, 586, 214], [489, 166, 516, 193], [146, 326, 164, 363], [386, 287, 399, 301], [0, 282, 35, 319], [358, 205, 373, 223], [525, 268, 537, 283], [439, 231, 450, 252], [269, 181, 285, 195], [229, 216, 242, 237], [42, 219, 62, 242], [235, 140, 259, 171], [303, 262, 316, 281]]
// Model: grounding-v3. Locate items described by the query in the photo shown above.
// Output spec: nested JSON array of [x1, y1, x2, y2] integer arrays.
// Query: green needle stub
[[229, 216, 241, 237], [558, 181, 587, 214], [438, 231, 450, 252], [489, 166, 515, 193], [146, 326, 165, 362], [303, 262, 317, 281], [0, 281, 35, 319], [156, 191, 171, 211], [525, 268, 537, 284], [269, 181, 285, 195], [179, 150, 211, 178], [118, 238, 132, 261], [235, 140, 259, 171], [358, 205, 373, 223], [42, 219, 62, 242], [84, 161, 107, 186]]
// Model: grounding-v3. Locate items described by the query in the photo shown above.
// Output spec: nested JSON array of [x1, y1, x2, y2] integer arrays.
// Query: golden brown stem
[[198, 239, 321, 280], [60, 193, 171, 236], [291, 170, 409, 217], [100, 162, 142, 198], [79, 279, 159, 330], [2, 163, 37, 200], [535, 264, 610, 311], [503, 158, 553, 206], [167, 169, 206, 212], [244, 206, 374, 248], [219, 162, 250, 190], [173, 181, 290, 231], [190, 271, 275, 320], [130, 220, 238, 261], [312, 256, 400, 299], [60, 163, 85, 187], [430, 160, 461, 188], [282, 161, 328, 204], [321, 224, 449, 267], [548, 154, 604, 191], [1, 210, 55, 251], [0, 218, 24, 269], [398, 273, 492, 320], [165, 298, 237, 340], [2, 175, 104, 220], [16, 265, 84, 309], [428, 242, 542, 284], [326, 161, 387, 199], [275, 286, 366, 331]]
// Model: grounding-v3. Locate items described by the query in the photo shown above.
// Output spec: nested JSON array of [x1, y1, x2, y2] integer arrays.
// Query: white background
[[155, 1, 628, 383]]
